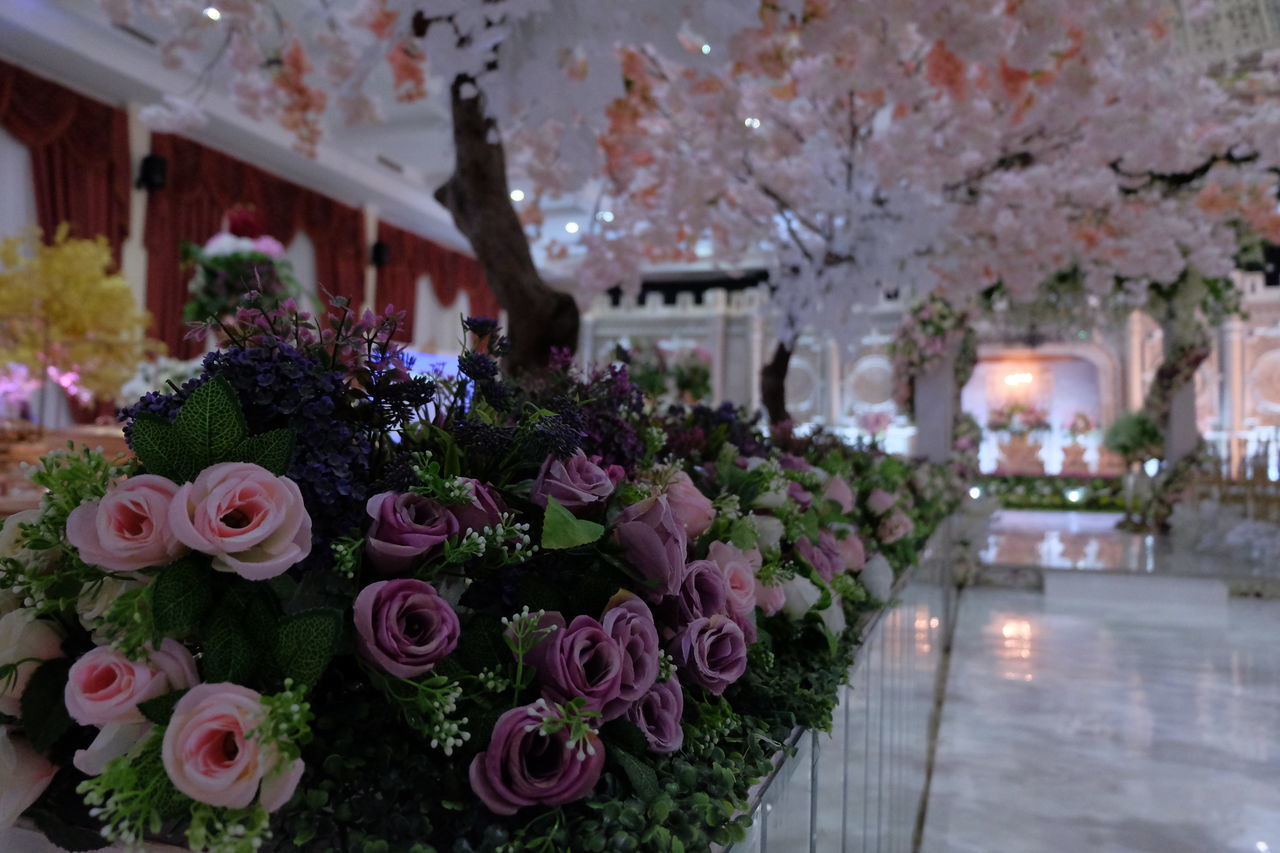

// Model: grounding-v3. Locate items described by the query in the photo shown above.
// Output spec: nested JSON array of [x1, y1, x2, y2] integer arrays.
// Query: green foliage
[[152, 558, 215, 638], [202, 610, 259, 684], [365, 668, 469, 755], [131, 377, 296, 481], [1104, 411, 1163, 464], [20, 658, 73, 753], [274, 609, 343, 689], [77, 730, 193, 849], [186, 802, 273, 853], [979, 474, 1124, 512], [139, 689, 189, 725], [541, 496, 605, 549]]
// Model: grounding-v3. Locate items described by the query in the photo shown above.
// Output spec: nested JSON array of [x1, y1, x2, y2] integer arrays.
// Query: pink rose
[[66, 475, 188, 572], [162, 683, 304, 812], [65, 639, 198, 727], [877, 509, 914, 545], [168, 462, 312, 580], [866, 488, 896, 515], [251, 235, 286, 259], [665, 471, 715, 539], [833, 528, 866, 572], [822, 476, 855, 514], [706, 541, 758, 618], [0, 727, 57, 828], [754, 580, 785, 617]]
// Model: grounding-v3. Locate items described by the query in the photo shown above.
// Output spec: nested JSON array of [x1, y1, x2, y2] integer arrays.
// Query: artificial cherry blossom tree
[[580, 0, 1280, 425], [101, 0, 756, 371]]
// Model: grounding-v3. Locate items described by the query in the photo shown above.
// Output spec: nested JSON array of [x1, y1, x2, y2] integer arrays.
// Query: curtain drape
[[375, 221, 499, 344], [145, 134, 367, 357], [0, 59, 131, 266]]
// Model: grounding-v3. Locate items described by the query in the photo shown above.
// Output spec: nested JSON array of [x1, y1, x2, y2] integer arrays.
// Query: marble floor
[[922, 584, 1280, 852]]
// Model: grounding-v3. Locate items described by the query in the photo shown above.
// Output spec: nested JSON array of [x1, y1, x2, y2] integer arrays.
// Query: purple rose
[[450, 478, 507, 535], [527, 614, 625, 715], [670, 560, 730, 626], [532, 451, 621, 511], [364, 492, 458, 574], [353, 579, 460, 678], [795, 531, 842, 582], [669, 615, 747, 696], [665, 471, 716, 538], [787, 480, 813, 510], [779, 453, 812, 472], [468, 703, 605, 815], [613, 495, 688, 600], [600, 593, 660, 720], [627, 677, 684, 754]]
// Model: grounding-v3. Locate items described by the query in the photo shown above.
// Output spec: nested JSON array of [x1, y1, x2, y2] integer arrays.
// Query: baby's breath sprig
[[830, 572, 868, 604], [251, 679, 314, 762], [78, 730, 190, 850], [474, 665, 511, 694], [329, 535, 364, 580], [367, 669, 470, 755], [408, 451, 475, 505], [657, 649, 676, 682], [502, 606, 560, 703], [445, 512, 538, 567], [524, 698, 602, 761], [185, 802, 272, 853], [712, 492, 742, 521]]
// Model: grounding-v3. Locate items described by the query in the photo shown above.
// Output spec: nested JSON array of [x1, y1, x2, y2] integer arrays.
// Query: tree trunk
[[761, 341, 792, 425], [434, 75, 579, 373]]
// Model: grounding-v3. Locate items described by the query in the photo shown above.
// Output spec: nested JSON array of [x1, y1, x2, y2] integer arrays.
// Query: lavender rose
[[600, 593, 660, 720], [664, 471, 716, 538], [627, 677, 684, 754], [614, 495, 688, 600], [364, 492, 458, 574], [877, 509, 914, 545], [450, 478, 507, 535], [796, 530, 845, 582], [531, 451, 621, 511], [670, 560, 731, 626], [669, 614, 747, 696], [866, 488, 897, 515], [354, 579, 460, 678], [469, 703, 605, 815], [786, 480, 814, 510], [527, 614, 625, 715], [823, 476, 855, 514], [706, 541, 759, 618]]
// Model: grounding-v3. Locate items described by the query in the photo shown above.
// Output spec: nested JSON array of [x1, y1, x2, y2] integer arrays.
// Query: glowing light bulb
[[968, 486, 982, 499], [203, 6, 221, 20], [701, 43, 712, 55], [509, 189, 525, 202], [1004, 372, 1033, 387], [597, 210, 614, 222], [564, 221, 580, 234]]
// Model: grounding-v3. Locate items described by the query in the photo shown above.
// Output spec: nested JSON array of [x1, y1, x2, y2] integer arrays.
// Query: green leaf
[[230, 428, 297, 475], [21, 658, 73, 753], [611, 746, 661, 803], [138, 689, 189, 725], [202, 610, 258, 684], [541, 496, 605, 550], [129, 414, 195, 482], [274, 608, 342, 688], [152, 558, 214, 637], [173, 376, 248, 467], [28, 808, 110, 853]]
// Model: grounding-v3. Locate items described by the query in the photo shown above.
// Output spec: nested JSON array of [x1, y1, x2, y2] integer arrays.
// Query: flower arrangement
[[986, 402, 1051, 436], [889, 289, 972, 418], [0, 300, 954, 852], [1065, 412, 1097, 440], [620, 342, 714, 407], [0, 225, 156, 411], [182, 205, 299, 326]]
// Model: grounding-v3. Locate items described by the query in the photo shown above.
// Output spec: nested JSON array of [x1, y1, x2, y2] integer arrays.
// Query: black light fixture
[[370, 240, 390, 267], [135, 154, 167, 191]]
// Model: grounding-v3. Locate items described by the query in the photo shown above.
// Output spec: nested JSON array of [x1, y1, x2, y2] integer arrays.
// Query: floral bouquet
[[182, 205, 298, 326], [987, 402, 1050, 437], [1065, 412, 1097, 441], [889, 289, 972, 418], [0, 299, 955, 852]]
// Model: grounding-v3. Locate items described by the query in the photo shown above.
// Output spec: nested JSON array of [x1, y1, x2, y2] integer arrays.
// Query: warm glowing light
[[203, 6, 221, 20], [930, 617, 940, 629], [509, 189, 525, 202], [1004, 372, 1034, 386], [1001, 620, 1032, 640], [564, 221, 580, 234], [1065, 488, 1084, 503]]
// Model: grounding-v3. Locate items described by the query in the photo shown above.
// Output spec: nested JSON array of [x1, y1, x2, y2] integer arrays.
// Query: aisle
[[921, 585, 1280, 853]]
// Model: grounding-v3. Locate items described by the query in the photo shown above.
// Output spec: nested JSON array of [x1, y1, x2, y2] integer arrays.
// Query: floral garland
[[1065, 412, 1097, 440], [0, 300, 956, 853], [889, 289, 973, 421]]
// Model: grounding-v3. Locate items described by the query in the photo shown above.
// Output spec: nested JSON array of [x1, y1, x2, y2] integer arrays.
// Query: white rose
[[201, 233, 257, 257], [77, 575, 147, 639], [780, 576, 822, 620], [0, 610, 64, 717], [0, 510, 54, 576], [753, 486, 788, 510], [818, 597, 846, 637], [861, 555, 894, 601], [748, 514, 785, 552], [0, 726, 56, 828]]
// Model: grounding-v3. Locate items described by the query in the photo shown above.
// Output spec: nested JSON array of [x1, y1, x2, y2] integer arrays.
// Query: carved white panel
[[1248, 347, 1280, 413]]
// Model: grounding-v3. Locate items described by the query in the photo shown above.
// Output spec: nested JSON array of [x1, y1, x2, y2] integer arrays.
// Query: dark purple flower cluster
[[575, 365, 648, 473], [119, 339, 372, 556]]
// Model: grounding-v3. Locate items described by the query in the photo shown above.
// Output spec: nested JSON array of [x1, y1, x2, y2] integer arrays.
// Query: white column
[[914, 351, 956, 462], [121, 104, 151, 309], [1224, 318, 1245, 474]]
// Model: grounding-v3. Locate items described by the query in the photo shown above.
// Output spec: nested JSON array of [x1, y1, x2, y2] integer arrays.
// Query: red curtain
[[0, 59, 131, 266], [375, 221, 499, 344], [145, 134, 367, 357]]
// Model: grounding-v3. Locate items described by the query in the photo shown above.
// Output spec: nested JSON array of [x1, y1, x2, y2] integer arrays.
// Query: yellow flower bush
[[0, 224, 159, 402]]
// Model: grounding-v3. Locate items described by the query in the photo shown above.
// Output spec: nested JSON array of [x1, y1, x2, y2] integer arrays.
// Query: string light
[[202, 6, 221, 20], [509, 189, 525, 202], [564, 221, 580, 234]]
